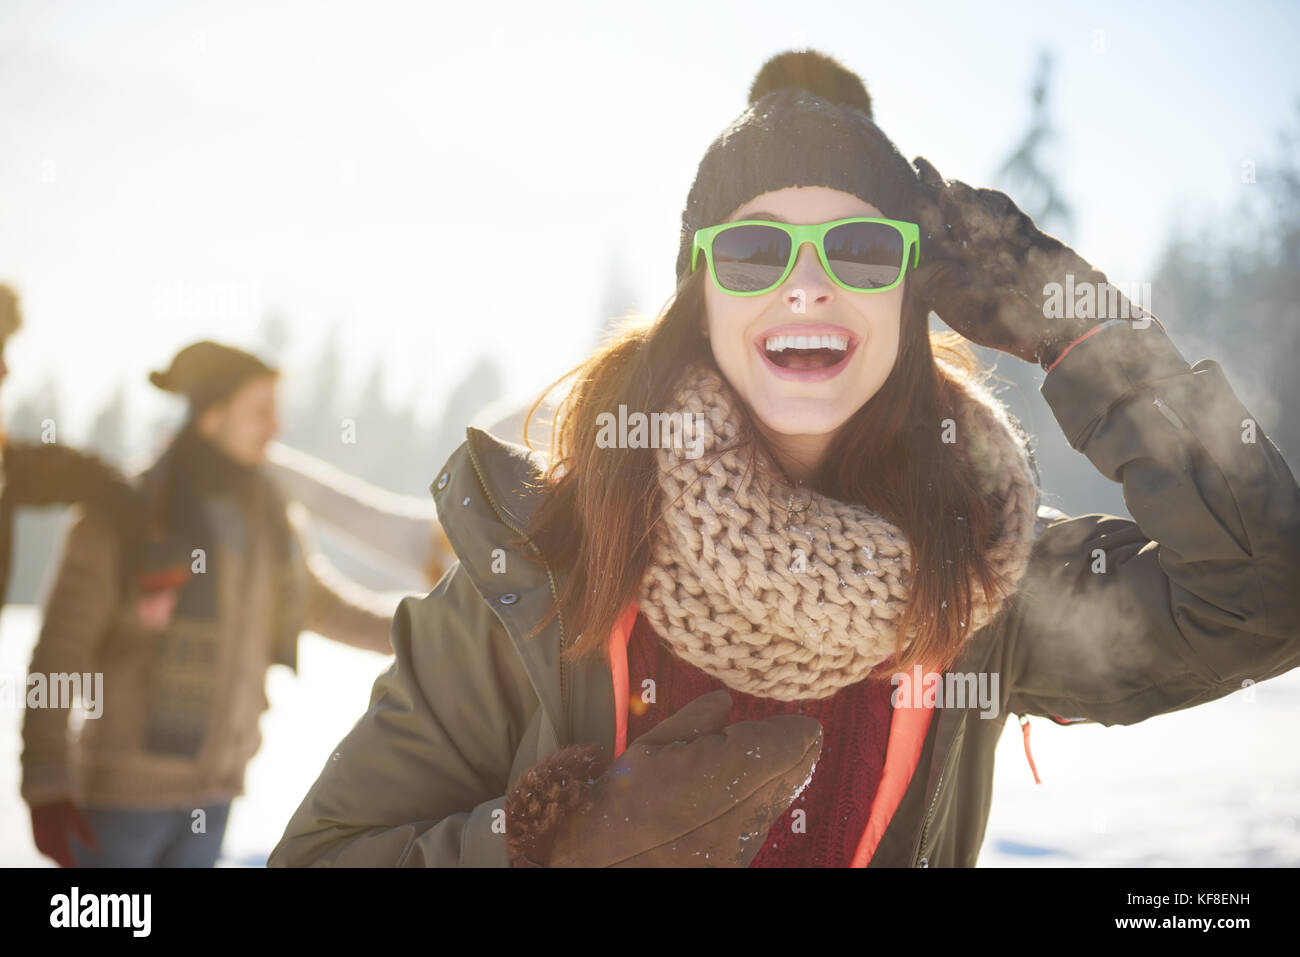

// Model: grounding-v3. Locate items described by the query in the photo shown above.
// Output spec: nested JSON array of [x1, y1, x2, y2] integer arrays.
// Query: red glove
[[31, 800, 97, 868]]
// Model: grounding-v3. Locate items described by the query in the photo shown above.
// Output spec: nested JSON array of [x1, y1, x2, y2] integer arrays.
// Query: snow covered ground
[[2, 603, 1297, 867]]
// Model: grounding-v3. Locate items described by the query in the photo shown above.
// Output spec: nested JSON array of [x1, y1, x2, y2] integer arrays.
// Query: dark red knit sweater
[[625, 611, 895, 867]]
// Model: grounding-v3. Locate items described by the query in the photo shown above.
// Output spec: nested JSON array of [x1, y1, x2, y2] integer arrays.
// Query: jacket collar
[[431, 427, 576, 743], [462, 427, 550, 532]]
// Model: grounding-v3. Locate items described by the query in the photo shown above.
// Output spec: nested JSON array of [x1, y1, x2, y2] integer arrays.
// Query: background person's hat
[[149, 340, 278, 413]]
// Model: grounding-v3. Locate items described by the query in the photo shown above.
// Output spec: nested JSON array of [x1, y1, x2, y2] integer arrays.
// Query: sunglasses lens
[[824, 222, 905, 289], [711, 225, 792, 292]]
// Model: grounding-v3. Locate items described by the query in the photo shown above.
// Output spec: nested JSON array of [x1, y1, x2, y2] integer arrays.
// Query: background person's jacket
[[0, 440, 140, 617], [268, 320, 1300, 867], [20, 453, 398, 811]]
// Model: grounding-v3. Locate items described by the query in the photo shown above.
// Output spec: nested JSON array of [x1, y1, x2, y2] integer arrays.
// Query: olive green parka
[[269, 320, 1300, 867]]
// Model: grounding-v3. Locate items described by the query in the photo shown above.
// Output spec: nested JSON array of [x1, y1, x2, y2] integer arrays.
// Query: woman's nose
[[784, 242, 835, 307]]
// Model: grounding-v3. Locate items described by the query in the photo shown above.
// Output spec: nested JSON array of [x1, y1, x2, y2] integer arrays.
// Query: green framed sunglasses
[[691, 216, 921, 296]]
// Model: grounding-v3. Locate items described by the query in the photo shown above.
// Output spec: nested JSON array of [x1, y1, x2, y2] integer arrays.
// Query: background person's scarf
[[127, 425, 308, 756], [638, 362, 1041, 701]]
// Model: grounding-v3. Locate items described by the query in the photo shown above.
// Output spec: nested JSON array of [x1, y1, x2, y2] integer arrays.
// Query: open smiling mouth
[[764, 334, 849, 369], [755, 331, 859, 380]]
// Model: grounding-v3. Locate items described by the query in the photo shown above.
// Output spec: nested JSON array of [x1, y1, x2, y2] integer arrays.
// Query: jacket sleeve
[[265, 441, 446, 584], [3, 442, 144, 527], [287, 502, 399, 655], [20, 505, 120, 805], [998, 319, 1300, 725], [3, 442, 116, 506], [267, 560, 540, 866], [301, 549, 399, 655]]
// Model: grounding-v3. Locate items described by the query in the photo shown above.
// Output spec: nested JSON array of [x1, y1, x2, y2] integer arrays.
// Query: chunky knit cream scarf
[[637, 361, 1041, 701]]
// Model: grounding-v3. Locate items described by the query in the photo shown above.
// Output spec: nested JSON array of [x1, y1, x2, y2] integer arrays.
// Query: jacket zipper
[[464, 444, 570, 738], [912, 736, 957, 867]]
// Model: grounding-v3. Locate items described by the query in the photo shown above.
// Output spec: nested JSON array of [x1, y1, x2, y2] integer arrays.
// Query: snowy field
[[2, 603, 1297, 868]]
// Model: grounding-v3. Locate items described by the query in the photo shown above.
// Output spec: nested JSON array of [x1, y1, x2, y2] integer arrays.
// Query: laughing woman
[[269, 50, 1300, 867]]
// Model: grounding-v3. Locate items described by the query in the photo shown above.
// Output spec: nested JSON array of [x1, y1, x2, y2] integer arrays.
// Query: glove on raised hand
[[909, 155, 1150, 369]]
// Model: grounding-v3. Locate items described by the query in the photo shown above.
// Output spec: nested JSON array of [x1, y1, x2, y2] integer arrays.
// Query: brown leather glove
[[505, 689, 822, 867], [910, 155, 1151, 369], [30, 800, 97, 868]]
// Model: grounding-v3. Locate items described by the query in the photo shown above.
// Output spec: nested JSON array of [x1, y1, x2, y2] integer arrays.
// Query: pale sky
[[2, 0, 1297, 448]]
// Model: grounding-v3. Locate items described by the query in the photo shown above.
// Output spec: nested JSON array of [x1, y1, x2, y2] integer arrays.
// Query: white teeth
[[764, 334, 849, 352]]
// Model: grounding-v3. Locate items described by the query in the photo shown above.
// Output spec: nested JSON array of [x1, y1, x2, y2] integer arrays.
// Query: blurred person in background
[[22, 339, 398, 868], [0, 281, 143, 623]]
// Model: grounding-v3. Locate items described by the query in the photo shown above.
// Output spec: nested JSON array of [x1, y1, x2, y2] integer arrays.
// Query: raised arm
[[3, 441, 146, 533], [996, 319, 1300, 724]]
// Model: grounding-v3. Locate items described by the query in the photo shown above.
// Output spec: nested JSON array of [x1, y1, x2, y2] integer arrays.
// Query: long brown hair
[[520, 266, 1021, 675]]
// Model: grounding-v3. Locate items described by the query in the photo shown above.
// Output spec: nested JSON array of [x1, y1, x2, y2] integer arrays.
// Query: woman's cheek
[[865, 316, 900, 374], [705, 298, 756, 376], [858, 301, 902, 367]]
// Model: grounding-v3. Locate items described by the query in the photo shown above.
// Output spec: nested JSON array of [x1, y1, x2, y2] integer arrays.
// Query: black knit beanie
[[149, 340, 278, 414], [675, 49, 924, 285]]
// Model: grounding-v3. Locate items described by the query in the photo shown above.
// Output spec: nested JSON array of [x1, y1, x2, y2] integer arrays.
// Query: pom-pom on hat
[[149, 340, 278, 414], [675, 49, 922, 285]]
